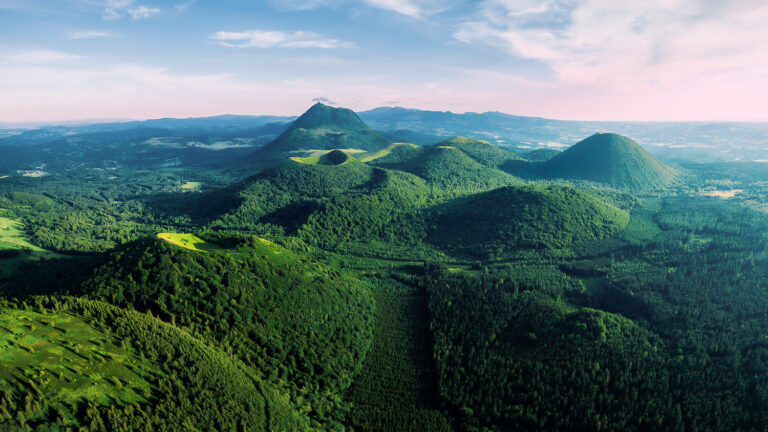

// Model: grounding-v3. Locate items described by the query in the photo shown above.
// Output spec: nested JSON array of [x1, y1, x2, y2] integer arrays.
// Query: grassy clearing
[[358, 142, 419, 162], [0, 216, 45, 252], [701, 189, 743, 198], [0, 214, 63, 279], [288, 148, 366, 163], [179, 181, 202, 191], [157, 233, 225, 252], [0, 308, 159, 424]]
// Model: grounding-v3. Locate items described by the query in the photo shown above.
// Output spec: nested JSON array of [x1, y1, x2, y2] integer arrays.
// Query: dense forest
[[2, 104, 768, 431]]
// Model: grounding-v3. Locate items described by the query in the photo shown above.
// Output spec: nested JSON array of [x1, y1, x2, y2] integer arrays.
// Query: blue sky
[[1, 0, 767, 122]]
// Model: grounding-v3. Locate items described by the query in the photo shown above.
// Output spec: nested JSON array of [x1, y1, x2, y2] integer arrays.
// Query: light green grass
[[0, 214, 63, 279], [358, 142, 419, 162], [180, 181, 202, 191], [157, 233, 225, 252], [0, 309, 159, 423], [0, 216, 45, 252]]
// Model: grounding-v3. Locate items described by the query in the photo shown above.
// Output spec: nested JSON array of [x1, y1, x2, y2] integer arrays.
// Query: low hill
[[542, 133, 678, 190], [379, 141, 521, 195], [427, 185, 630, 258], [290, 148, 354, 165], [259, 103, 391, 155], [78, 234, 374, 423], [435, 136, 521, 167], [359, 142, 420, 163], [209, 154, 375, 230]]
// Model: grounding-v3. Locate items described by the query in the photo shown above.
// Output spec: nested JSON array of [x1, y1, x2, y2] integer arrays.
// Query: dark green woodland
[[1, 103, 767, 431]]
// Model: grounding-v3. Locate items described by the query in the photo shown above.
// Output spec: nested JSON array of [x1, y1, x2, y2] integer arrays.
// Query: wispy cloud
[[174, 0, 195, 12], [454, 0, 768, 89], [266, 0, 328, 11], [362, 0, 422, 18], [211, 30, 352, 49], [128, 5, 160, 19], [6, 50, 80, 63], [68, 30, 116, 39], [102, 0, 161, 20]]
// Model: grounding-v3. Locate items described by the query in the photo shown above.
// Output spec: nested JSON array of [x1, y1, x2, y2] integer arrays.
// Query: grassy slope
[[359, 142, 420, 163], [156, 232, 225, 252], [0, 308, 157, 420], [0, 214, 63, 279]]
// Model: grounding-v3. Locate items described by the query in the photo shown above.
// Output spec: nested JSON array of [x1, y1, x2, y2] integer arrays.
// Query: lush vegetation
[[77, 233, 374, 427], [3, 111, 768, 432], [510, 133, 680, 190], [256, 103, 391, 156], [0, 297, 308, 431], [427, 185, 630, 259], [345, 274, 454, 432]]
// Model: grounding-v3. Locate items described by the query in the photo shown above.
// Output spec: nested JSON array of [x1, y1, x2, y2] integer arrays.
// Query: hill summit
[[542, 133, 677, 190], [261, 103, 391, 154]]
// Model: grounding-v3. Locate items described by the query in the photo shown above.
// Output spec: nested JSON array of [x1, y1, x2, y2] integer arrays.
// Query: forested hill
[[541, 133, 679, 190], [257, 103, 392, 154], [77, 233, 374, 428]]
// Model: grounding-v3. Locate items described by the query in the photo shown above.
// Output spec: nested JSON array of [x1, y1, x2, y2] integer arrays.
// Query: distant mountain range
[[1, 104, 767, 177]]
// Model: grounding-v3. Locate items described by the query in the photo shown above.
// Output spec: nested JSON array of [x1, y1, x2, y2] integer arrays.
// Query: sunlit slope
[[79, 234, 374, 410], [0, 298, 309, 431]]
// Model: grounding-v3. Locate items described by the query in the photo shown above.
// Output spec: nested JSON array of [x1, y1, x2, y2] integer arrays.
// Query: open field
[[157, 232, 225, 252], [180, 181, 202, 191], [701, 189, 743, 198], [0, 308, 159, 424], [0, 214, 64, 279], [358, 142, 419, 162], [0, 216, 45, 252]]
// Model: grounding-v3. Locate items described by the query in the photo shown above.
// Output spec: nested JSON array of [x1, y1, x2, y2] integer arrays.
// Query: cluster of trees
[[345, 274, 453, 432], [427, 185, 630, 259], [422, 194, 768, 431], [0, 296, 310, 431], [76, 233, 374, 427]]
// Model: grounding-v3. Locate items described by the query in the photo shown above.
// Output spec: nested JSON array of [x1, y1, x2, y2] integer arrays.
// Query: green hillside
[[259, 103, 391, 154], [427, 185, 630, 258], [382, 143, 521, 196], [542, 133, 678, 190], [77, 234, 374, 426], [424, 264, 671, 431], [434, 136, 521, 167], [523, 147, 561, 161], [359, 142, 420, 163], [213, 154, 375, 230], [0, 297, 309, 431]]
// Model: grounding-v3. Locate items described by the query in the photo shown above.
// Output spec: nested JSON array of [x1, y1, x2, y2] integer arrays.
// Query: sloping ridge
[[373, 137, 521, 192], [543, 133, 677, 190], [260, 103, 391, 154], [436, 136, 521, 167]]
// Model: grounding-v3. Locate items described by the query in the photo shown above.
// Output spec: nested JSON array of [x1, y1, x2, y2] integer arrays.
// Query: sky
[[0, 0, 767, 122]]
